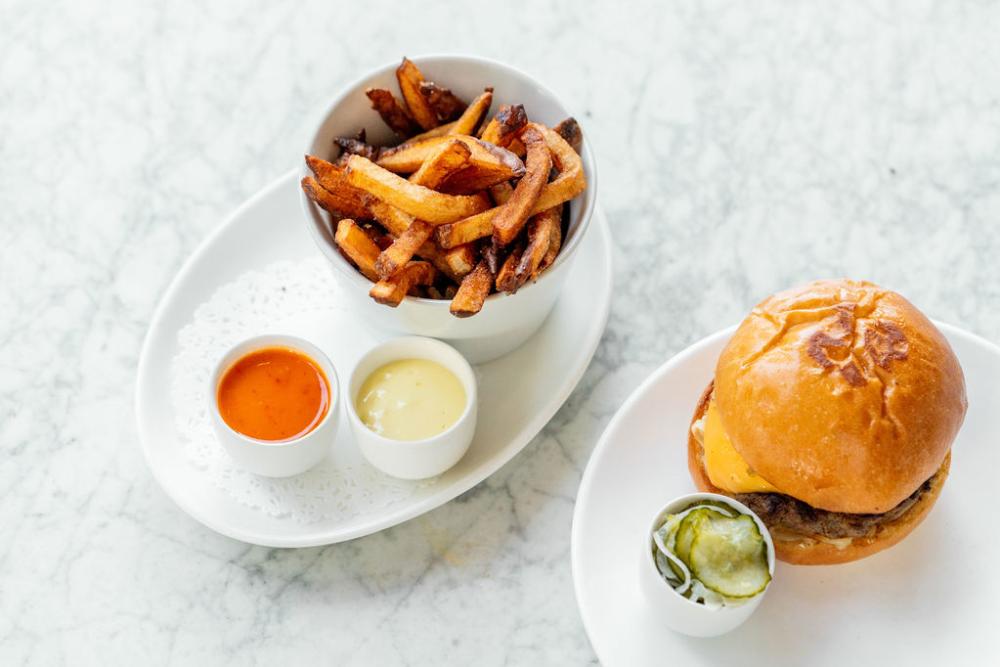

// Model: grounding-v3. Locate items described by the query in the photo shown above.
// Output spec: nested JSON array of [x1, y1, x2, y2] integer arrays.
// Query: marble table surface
[[3, 1, 1000, 664]]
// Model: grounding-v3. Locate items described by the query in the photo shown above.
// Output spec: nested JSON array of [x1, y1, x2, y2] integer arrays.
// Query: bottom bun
[[687, 382, 951, 565]]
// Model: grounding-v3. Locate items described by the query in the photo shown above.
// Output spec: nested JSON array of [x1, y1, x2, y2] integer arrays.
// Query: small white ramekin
[[345, 336, 477, 480], [208, 334, 340, 477], [638, 492, 775, 637]]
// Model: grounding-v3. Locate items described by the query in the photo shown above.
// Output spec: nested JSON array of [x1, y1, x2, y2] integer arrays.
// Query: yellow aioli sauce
[[356, 358, 466, 441]]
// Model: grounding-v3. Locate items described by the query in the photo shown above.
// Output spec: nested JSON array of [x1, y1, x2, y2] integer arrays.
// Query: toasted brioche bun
[[687, 382, 952, 565], [713, 279, 966, 514]]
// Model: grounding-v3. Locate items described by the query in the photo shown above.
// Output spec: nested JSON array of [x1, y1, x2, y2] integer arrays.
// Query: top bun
[[714, 279, 966, 514]]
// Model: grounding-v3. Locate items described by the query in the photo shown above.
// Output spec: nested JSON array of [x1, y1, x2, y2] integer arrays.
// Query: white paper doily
[[170, 257, 435, 524]]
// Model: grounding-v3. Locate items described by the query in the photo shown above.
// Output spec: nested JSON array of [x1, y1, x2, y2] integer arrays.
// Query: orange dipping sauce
[[217, 346, 330, 442]]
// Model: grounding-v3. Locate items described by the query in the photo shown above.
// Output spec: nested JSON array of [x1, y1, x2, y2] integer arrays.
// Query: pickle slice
[[674, 508, 729, 565], [653, 516, 689, 584], [688, 514, 771, 598]]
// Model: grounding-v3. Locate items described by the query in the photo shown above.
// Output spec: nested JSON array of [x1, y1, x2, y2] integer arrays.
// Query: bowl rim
[[299, 52, 598, 307]]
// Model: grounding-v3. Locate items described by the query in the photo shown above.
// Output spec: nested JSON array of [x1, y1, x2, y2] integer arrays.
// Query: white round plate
[[572, 323, 1000, 666], [136, 170, 611, 547]]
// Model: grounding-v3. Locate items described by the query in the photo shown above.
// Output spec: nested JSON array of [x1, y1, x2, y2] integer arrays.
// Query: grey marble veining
[[3, 0, 1000, 664]]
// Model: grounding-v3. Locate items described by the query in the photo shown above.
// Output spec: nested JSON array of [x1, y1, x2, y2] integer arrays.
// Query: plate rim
[[570, 321, 998, 663], [135, 169, 613, 547]]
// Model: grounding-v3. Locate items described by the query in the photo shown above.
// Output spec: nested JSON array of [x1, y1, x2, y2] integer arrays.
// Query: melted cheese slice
[[703, 399, 779, 493]]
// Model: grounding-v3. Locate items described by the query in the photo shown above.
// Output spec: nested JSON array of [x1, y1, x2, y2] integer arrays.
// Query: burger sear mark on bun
[[805, 300, 910, 387], [864, 320, 909, 369], [805, 304, 870, 387]]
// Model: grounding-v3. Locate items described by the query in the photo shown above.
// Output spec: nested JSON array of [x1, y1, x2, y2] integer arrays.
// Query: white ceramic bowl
[[345, 336, 477, 480], [638, 492, 775, 638], [300, 54, 598, 364], [209, 334, 339, 477]]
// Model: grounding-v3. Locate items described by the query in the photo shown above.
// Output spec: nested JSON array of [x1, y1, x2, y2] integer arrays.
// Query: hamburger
[[688, 279, 967, 565]]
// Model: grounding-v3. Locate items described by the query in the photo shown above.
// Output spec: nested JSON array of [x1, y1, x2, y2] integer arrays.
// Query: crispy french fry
[[334, 219, 380, 282], [489, 181, 514, 205], [434, 213, 492, 249], [375, 139, 473, 278], [450, 260, 493, 318], [396, 58, 439, 130], [447, 89, 493, 136], [365, 88, 420, 139], [492, 126, 550, 246], [495, 243, 524, 294], [516, 207, 559, 283], [367, 197, 413, 236], [434, 124, 586, 248], [367, 199, 475, 281], [301, 174, 370, 222], [334, 135, 379, 162], [537, 205, 563, 273], [304, 155, 373, 219], [369, 261, 437, 306], [380, 134, 525, 194], [408, 138, 471, 190], [482, 242, 499, 275], [404, 120, 459, 143], [553, 117, 583, 154], [377, 135, 523, 176], [419, 81, 467, 121], [441, 243, 477, 277], [439, 162, 521, 194], [480, 104, 527, 147], [375, 220, 434, 279], [345, 155, 489, 224], [364, 222, 395, 251]]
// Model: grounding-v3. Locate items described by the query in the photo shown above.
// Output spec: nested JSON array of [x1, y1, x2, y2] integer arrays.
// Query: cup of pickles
[[640, 493, 775, 637]]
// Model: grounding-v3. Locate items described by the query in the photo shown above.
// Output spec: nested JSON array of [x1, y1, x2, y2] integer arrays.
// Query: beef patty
[[735, 474, 936, 540]]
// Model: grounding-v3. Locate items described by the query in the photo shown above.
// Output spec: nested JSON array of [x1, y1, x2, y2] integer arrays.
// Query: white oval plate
[[136, 170, 611, 547], [572, 323, 1000, 665]]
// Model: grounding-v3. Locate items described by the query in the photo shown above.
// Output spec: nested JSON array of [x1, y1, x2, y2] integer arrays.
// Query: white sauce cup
[[346, 336, 477, 480], [208, 334, 339, 477]]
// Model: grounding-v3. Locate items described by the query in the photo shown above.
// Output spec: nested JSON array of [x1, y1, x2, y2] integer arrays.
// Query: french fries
[[495, 243, 524, 294], [537, 206, 563, 273], [492, 126, 551, 246], [408, 139, 471, 190], [375, 220, 434, 279], [365, 88, 420, 139], [369, 261, 436, 306], [333, 133, 378, 162], [375, 139, 471, 278], [377, 135, 523, 177], [396, 57, 439, 131], [433, 122, 586, 248], [345, 155, 489, 224], [420, 81, 467, 121], [367, 199, 475, 281], [489, 181, 514, 205], [516, 206, 560, 284], [301, 175, 370, 221], [448, 89, 493, 136], [480, 104, 527, 147], [302, 58, 588, 317], [334, 219, 381, 282], [450, 260, 494, 317], [553, 117, 583, 154], [304, 155, 373, 219]]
